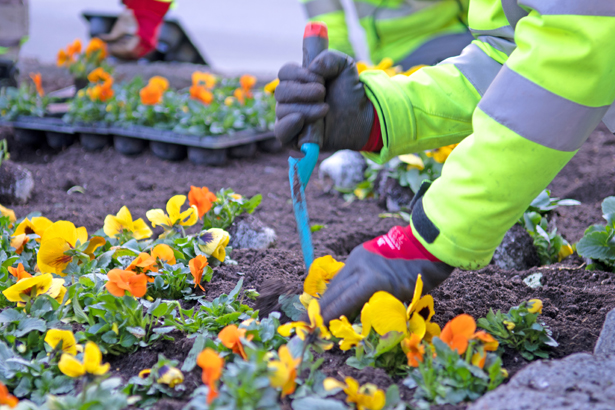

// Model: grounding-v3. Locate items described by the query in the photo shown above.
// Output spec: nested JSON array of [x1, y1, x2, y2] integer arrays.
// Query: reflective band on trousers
[[438, 43, 502, 96], [469, 26, 516, 56], [303, 0, 343, 17], [603, 104, 615, 134], [479, 65, 610, 152], [354, 0, 434, 20], [501, 0, 528, 28], [520, 0, 615, 16]]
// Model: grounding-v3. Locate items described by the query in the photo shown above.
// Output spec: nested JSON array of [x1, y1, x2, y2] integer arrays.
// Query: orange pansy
[[140, 84, 163, 105], [234, 88, 245, 105], [192, 71, 216, 89], [67, 39, 82, 56], [401, 333, 425, 367], [10, 234, 29, 255], [8, 263, 32, 281], [240, 74, 256, 98], [189, 85, 213, 105], [105, 269, 147, 298], [472, 330, 499, 351], [30, 73, 44, 97], [439, 314, 476, 354], [0, 382, 18, 408], [218, 324, 254, 360], [188, 186, 217, 218], [189, 255, 208, 291], [197, 348, 224, 404], [85, 38, 108, 59]]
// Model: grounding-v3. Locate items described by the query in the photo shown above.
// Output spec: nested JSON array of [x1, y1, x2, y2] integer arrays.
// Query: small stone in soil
[[491, 224, 541, 271], [318, 150, 366, 192], [594, 308, 615, 356], [227, 214, 277, 250]]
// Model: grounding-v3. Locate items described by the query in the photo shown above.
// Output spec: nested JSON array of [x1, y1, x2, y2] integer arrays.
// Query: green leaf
[[15, 318, 46, 337], [375, 331, 405, 356], [182, 333, 207, 372], [228, 278, 243, 301], [310, 224, 325, 233], [577, 231, 615, 261], [279, 294, 304, 321]]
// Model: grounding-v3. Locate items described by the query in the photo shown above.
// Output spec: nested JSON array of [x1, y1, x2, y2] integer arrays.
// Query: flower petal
[[58, 354, 86, 378], [368, 291, 408, 336]]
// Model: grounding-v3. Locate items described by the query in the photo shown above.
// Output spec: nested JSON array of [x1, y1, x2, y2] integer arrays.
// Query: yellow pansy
[[146, 195, 198, 236], [44, 329, 78, 355], [156, 365, 184, 388], [264, 78, 279, 94], [398, 154, 425, 171], [329, 308, 371, 351], [103, 206, 152, 240], [37, 221, 105, 276], [278, 299, 333, 349], [0, 204, 16, 223], [503, 320, 515, 330], [198, 228, 230, 262], [426, 144, 457, 163], [402, 64, 427, 76], [58, 342, 109, 378], [268, 344, 301, 397], [528, 299, 543, 314], [558, 243, 573, 261], [2, 274, 53, 302], [324, 376, 385, 410], [13, 216, 53, 242], [303, 255, 345, 299]]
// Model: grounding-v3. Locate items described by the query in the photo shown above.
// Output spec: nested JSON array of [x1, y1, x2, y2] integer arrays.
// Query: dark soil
[[3, 65, 615, 408]]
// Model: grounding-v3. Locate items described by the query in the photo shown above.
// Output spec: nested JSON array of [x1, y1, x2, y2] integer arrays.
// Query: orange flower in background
[[401, 333, 425, 367], [87, 78, 114, 102], [439, 314, 476, 354], [87, 67, 111, 83], [57, 49, 72, 67], [85, 38, 107, 60], [234, 88, 246, 105], [30, 73, 44, 97], [67, 39, 82, 56], [192, 71, 216, 89], [10, 234, 29, 255], [190, 85, 213, 105], [0, 382, 18, 408], [140, 84, 163, 105], [218, 324, 253, 360], [151, 244, 176, 266], [197, 348, 224, 404], [472, 351, 487, 369], [472, 330, 499, 351], [8, 263, 32, 281], [127, 252, 157, 275], [240, 74, 256, 98], [105, 269, 147, 298], [189, 255, 208, 291], [188, 186, 217, 218], [148, 76, 169, 92]]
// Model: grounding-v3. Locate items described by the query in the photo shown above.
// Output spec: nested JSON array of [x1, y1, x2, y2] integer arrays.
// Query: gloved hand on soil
[[317, 224, 454, 324], [275, 51, 375, 151], [99, 0, 171, 60]]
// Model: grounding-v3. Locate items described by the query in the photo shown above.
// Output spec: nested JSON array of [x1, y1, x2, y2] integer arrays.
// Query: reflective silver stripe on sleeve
[[303, 0, 343, 17], [438, 43, 502, 96], [520, 0, 615, 16], [602, 104, 615, 134], [501, 0, 529, 28], [479, 65, 610, 152], [469, 26, 517, 56], [354, 0, 434, 20]]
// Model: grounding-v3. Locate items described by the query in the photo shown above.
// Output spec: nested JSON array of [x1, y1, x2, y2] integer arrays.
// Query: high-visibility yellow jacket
[[300, 0, 469, 65], [361, 0, 615, 270]]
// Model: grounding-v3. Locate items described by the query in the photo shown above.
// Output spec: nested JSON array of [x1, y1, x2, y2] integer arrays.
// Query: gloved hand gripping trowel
[[288, 22, 329, 271]]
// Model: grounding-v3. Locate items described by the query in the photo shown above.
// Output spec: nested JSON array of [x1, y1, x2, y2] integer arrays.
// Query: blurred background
[[20, 0, 369, 75]]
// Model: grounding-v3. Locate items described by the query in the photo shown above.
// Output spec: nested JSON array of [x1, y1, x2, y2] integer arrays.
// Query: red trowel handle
[[297, 22, 329, 147]]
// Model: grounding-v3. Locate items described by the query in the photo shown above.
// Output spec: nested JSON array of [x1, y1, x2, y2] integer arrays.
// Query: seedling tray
[[0, 116, 280, 165]]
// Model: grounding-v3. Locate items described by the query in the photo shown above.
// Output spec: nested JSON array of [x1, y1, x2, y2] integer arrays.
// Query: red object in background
[[303, 22, 328, 39], [123, 0, 171, 57], [361, 106, 383, 152]]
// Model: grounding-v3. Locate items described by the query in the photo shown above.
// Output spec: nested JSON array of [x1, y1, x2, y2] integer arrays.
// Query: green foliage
[[39, 378, 130, 410], [404, 338, 505, 407], [186, 350, 280, 410], [123, 354, 185, 408], [577, 196, 615, 271], [201, 189, 262, 230], [477, 301, 557, 361], [148, 261, 212, 300], [169, 279, 257, 334], [0, 85, 49, 119], [75, 282, 176, 355], [520, 190, 579, 265]]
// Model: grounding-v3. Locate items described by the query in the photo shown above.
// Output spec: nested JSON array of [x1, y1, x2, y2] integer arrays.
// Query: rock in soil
[[0, 161, 34, 204], [227, 214, 277, 250], [318, 150, 366, 192], [491, 224, 541, 271], [373, 170, 414, 212], [469, 353, 615, 410], [594, 307, 615, 356]]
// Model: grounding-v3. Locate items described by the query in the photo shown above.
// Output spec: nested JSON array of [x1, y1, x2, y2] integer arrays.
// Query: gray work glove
[[275, 51, 374, 151]]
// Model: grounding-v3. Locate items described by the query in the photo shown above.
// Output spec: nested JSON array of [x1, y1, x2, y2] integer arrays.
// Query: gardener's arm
[[311, 2, 615, 323], [99, 0, 172, 59]]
